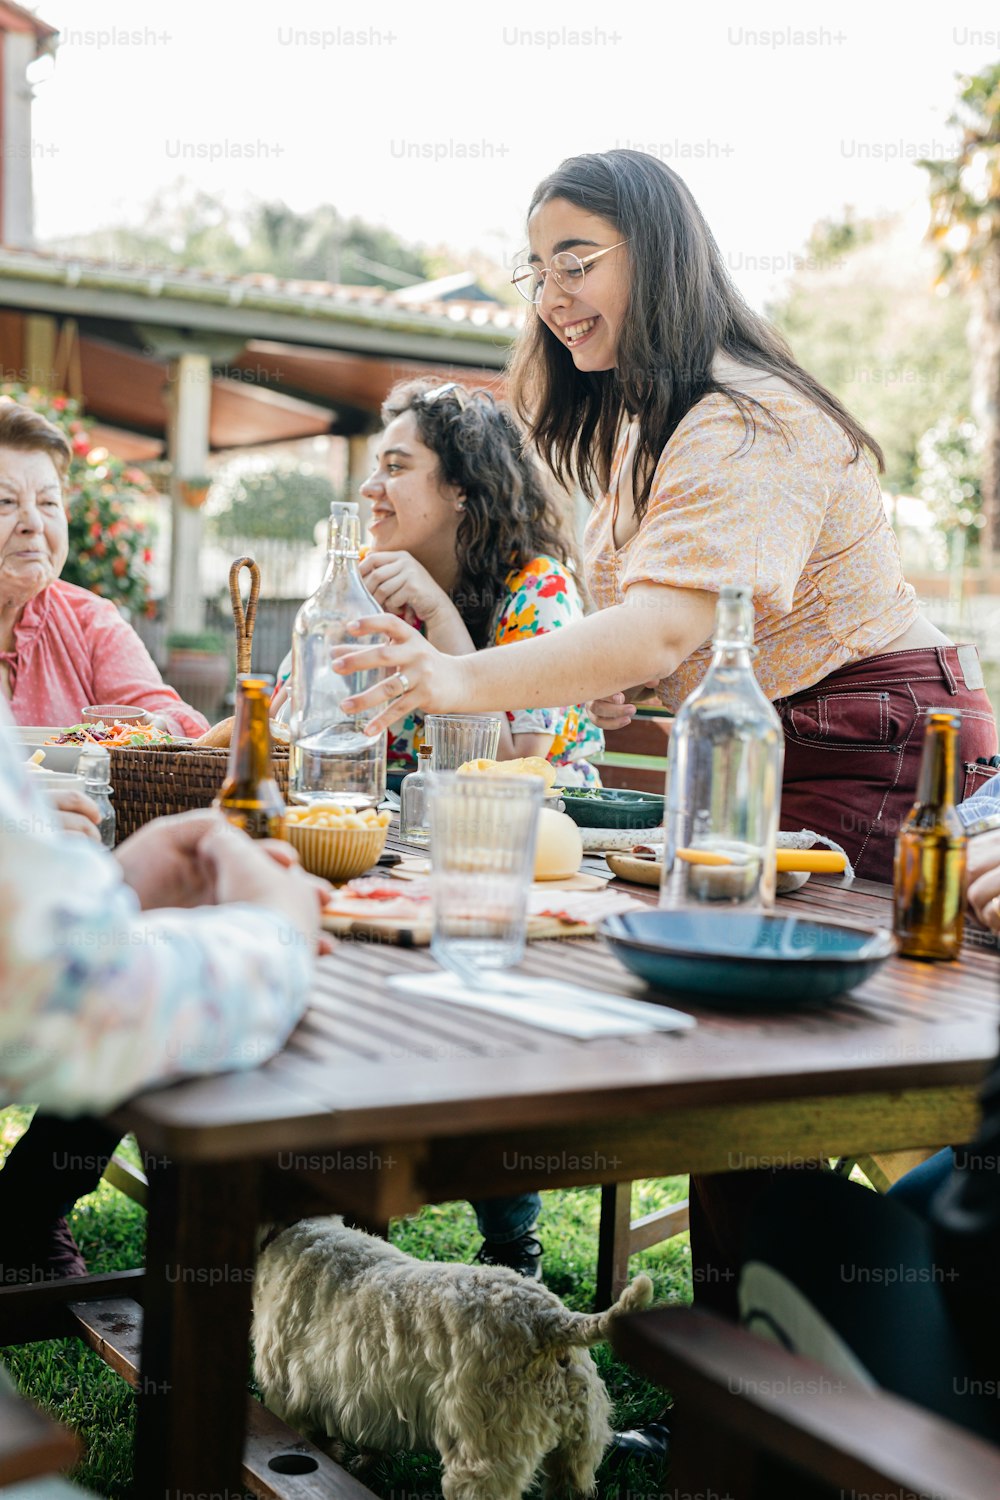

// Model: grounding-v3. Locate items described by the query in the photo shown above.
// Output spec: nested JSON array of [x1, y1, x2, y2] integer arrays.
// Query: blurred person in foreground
[[0, 699, 328, 1281]]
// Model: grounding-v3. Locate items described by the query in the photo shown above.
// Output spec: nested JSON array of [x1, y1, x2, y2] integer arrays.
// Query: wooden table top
[[116, 847, 1000, 1163]]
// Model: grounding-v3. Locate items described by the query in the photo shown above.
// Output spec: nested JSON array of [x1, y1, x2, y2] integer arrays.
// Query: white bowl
[[14, 735, 84, 773], [28, 769, 85, 794]]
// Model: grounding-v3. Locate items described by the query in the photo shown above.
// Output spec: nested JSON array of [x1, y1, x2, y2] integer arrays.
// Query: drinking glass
[[425, 714, 502, 771], [428, 772, 543, 974]]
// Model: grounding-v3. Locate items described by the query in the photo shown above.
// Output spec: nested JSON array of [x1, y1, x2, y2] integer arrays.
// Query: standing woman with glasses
[[331, 149, 998, 1311]]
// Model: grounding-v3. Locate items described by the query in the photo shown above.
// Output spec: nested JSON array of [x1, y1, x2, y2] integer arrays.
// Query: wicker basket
[[110, 744, 290, 843]]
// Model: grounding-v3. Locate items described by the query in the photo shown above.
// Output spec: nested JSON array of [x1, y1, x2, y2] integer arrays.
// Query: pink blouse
[[1, 581, 209, 737]]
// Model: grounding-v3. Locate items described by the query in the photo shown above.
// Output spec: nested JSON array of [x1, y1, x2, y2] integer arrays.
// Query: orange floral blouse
[[584, 392, 919, 711]]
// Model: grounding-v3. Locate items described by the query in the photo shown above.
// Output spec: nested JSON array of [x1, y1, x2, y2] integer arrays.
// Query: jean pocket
[[784, 690, 905, 749], [962, 762, 999, 802]]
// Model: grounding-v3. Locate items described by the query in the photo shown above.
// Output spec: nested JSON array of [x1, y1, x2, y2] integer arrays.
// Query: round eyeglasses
[[510, 241, 626, 305]]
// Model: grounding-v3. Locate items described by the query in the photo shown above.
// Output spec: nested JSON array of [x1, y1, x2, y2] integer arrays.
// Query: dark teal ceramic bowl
[[600, 909, 896, 1008], [559, 787, 664, 829]]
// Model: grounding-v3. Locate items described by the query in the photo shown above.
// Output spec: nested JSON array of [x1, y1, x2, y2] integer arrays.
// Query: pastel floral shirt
[[387, 556, 604, 785], [584, 393, 920, 712], [0, 702, 312, 1117]]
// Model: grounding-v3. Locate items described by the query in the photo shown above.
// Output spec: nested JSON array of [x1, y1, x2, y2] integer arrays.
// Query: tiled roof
[[0, 244, 524, 340]]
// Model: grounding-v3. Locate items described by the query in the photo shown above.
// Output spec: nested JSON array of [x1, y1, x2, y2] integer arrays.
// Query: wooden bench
[[0, 1284, 374, 1500], [593, 710, 669, 794], [612, 1305, 1000, 1500], [0, 1376, 79, 1491]]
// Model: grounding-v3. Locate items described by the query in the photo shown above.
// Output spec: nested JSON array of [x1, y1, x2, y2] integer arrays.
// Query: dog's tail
[[541, 1274, 654, 1350]]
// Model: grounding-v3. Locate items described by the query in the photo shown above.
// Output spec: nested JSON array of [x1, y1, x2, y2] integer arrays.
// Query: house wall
[[1, 27, 35, 246]]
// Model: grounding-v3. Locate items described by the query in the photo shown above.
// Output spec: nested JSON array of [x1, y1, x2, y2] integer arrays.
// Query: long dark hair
[[381, 379, 574, 648], [508, 150, 885, 521]]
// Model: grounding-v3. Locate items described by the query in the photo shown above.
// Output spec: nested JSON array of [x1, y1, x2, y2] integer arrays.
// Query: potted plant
[[164, 630, 231, 723], [179, 474, 214, 510]]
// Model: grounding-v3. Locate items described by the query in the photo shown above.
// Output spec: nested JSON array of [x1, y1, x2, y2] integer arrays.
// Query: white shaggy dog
[[253, 1216, 654, 1500]]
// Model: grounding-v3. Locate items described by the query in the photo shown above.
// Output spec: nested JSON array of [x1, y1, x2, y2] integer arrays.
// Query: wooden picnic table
[[98, 851, 998, 1494]]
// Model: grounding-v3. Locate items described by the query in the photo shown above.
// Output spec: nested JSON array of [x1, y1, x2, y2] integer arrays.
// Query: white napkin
[[389, 972, 696, 1039]]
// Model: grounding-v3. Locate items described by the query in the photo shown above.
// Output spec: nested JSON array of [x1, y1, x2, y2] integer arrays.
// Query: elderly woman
[[0, 401, 208, 737]]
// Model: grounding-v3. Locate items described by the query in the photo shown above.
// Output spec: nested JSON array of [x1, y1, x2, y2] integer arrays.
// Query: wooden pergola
[[0, 249, 519, 630]]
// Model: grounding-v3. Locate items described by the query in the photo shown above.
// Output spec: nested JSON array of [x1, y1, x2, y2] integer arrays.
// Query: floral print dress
[[388, 556, 604, 785]]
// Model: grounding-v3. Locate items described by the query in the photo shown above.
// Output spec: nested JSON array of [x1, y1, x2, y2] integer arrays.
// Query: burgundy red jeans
[[777, 645, 998, 883], [690, 643, 998, 1319]]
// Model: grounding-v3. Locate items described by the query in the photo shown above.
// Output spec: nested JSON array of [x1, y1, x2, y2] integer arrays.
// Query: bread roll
[[194, 717, 234, 749], [533, 808, 584, 880], [456, 755, 557, 790]]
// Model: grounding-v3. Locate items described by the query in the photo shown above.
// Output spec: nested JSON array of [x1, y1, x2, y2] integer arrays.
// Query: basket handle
[[229, 557, 261, 676]]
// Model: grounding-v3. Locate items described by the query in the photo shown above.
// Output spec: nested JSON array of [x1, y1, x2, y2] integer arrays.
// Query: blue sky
[[25, 0, 1000, 306]]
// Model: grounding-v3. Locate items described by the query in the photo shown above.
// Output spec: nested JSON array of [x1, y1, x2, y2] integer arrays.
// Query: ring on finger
[[391, 671, 411, 696], [989, 894, 1000, 923]]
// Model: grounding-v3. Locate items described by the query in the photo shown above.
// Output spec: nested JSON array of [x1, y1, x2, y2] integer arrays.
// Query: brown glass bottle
[[214, 674, 287, 840], [893, 709, 967, 960]]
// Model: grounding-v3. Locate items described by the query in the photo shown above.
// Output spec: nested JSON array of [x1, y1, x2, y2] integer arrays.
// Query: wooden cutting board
[[320, 909, 599, 946], [604, 852, 813, 895], [605, 852, 661, 887]]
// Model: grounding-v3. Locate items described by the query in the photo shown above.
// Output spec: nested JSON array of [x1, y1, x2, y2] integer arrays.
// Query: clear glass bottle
[[660, 586, 784, 911], [400, 743, 432, 846], [77, 747, 116, 849], [290, 502, 387, 808], [215, 674, 287, 839], [893, 709, 967, 960]]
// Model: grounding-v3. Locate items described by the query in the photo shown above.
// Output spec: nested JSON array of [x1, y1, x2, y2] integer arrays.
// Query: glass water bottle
[[215, 674, 287, 839], [290, 502, 387, 808], [660, 586, 784, 911], [400, 743, 432, 846], [893, 710, 967, 960], [77, 747, 116, 848]]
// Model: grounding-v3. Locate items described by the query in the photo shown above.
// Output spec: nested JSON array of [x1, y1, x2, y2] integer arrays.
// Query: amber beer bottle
[[214, 674, 287, 840], [893, 710, 967, 960]]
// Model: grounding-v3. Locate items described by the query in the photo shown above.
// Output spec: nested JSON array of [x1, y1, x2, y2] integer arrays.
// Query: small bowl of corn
[[284, 802, 391, 882]]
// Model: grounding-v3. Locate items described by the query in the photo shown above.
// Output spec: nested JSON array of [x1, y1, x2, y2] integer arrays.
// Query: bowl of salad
[[557, 786, 664, 829]]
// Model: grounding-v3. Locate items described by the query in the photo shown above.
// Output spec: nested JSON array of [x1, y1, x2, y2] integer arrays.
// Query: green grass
[[1, 1107, 686, 1498]]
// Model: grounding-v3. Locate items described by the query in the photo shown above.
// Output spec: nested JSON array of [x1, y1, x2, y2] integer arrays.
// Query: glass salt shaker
[[400, 743, 432, 846], [77, 747, 116, 849]]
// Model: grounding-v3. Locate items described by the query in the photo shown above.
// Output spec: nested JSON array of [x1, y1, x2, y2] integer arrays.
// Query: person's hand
[[51, 789, 102, 843], [360, 550, 453, 627], [270, 679, 289, 718], [196, 819, 326, 951], [337, 614, 470, 736], [115, 809, 237, 908], [966, 828, 1000, 931], [587, 681, 663, 733], [115, 810, 309, 909]]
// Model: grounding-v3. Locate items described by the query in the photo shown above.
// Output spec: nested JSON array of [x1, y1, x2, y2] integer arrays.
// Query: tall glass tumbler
[[425, 714, 503, 771], [428, 772, 544, 972]]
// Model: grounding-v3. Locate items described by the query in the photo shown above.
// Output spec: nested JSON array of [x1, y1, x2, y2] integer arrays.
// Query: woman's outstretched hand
[[337, 613, 468, 735]]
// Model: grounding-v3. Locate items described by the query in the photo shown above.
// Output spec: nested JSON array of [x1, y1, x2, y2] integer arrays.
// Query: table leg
[[134, 1156, 258, 1497]]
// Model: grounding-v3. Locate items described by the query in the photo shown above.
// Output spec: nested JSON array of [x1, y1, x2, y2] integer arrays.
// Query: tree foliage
[[918, 63, 1000, 550], [768, 214, 971, 495], [52, 182, 432, 287], [207, 457, 338, 542], [921, 64, 1000, 285], [916, 414, 986, 550]]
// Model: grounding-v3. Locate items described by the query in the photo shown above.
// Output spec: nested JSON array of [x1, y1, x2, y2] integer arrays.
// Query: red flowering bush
[[0, 383, 157, 615]]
